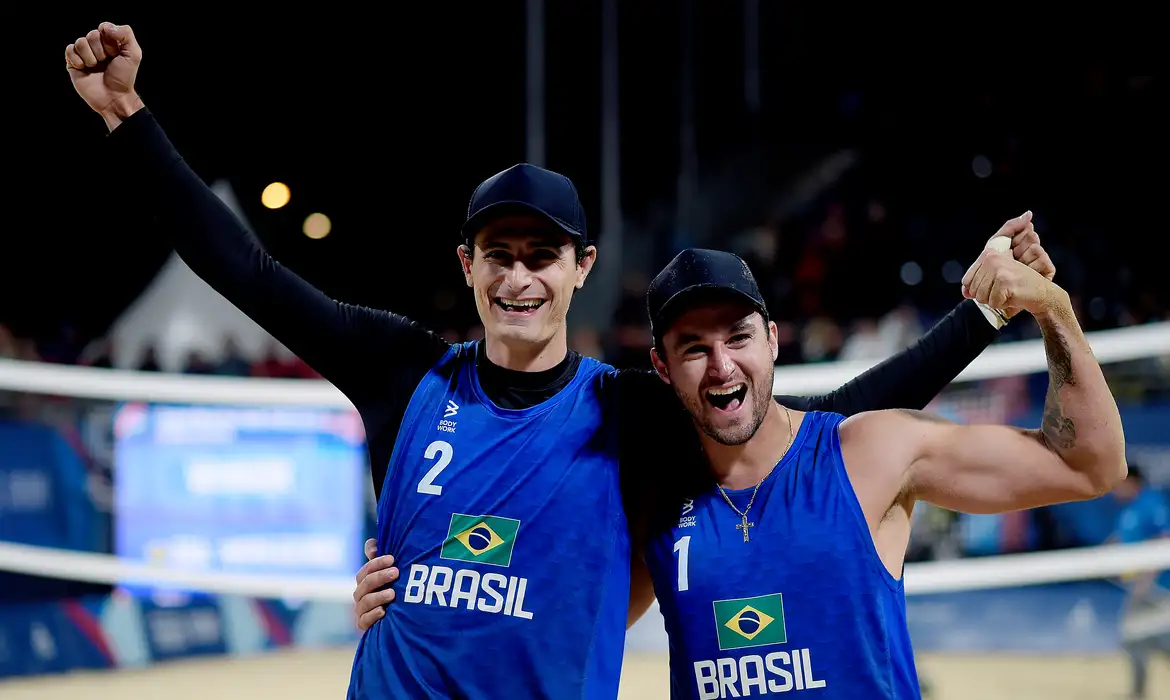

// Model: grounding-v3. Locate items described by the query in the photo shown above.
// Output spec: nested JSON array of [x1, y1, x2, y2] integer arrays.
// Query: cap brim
[[461, 201, 584, 243], [653, 284, 768, 335]]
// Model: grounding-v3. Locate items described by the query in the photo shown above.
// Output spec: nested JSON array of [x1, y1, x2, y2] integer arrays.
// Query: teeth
[[499, 299, 543, 308], [708, 384, 744, 396]]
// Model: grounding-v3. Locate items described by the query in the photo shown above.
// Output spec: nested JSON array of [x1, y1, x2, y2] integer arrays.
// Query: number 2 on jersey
[[674, 536, 691, 592], [416, 440, 453, 495]]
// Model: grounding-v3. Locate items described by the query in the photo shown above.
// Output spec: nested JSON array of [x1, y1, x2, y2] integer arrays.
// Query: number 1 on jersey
[[417, 440, 453, 495], [674, 536, 691, 592]]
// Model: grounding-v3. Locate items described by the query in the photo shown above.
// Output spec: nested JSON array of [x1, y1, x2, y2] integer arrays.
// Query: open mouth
[[706, 383, 747, 412], [494, 298, 546, 315]]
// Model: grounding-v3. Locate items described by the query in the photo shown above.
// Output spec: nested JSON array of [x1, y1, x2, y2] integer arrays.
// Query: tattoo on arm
[[1038, 319, 1077, 450]]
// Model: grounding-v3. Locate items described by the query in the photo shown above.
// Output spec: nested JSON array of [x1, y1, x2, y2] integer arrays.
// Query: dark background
[[4, 5, 1161, 351]]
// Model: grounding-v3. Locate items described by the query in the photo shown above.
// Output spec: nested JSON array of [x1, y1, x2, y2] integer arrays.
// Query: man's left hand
[[979, 211, 1057, 318], [353, 538, 399, 631]]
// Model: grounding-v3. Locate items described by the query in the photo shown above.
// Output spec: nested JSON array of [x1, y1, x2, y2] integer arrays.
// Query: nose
[[504, 261, 534, 290], [707, 343, 735, 382]]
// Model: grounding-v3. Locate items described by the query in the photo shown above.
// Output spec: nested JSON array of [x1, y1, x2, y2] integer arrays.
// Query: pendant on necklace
[[736, 515, 754, 542]]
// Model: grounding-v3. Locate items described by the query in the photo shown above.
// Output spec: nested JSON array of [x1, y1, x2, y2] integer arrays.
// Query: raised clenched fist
[[64, 22, 143, 123], [971, 211, 1058, 318], [984, 210, 1057, 281], [961, 242, 1057, 316]]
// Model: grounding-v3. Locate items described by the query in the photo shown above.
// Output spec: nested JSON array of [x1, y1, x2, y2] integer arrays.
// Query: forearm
[[99, 91, 145, 131], [1034, 288, 1126, 489], [103, 103, 448, 395], [789, 300, 999, 415]]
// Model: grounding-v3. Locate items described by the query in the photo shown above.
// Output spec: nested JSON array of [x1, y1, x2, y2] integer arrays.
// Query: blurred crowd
[[3, 184, 1167, 384], [1, 325, 318, 380], [599, 192, 1168, 373]]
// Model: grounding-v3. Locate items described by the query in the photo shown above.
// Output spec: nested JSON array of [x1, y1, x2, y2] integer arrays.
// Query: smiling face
[[458, 214, 596, 350], [652, 297, 778, 446]]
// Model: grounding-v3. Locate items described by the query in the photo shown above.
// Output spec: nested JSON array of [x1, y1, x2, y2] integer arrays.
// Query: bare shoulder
[[842, 409, 955, 430], [839, 409, 956, 458]]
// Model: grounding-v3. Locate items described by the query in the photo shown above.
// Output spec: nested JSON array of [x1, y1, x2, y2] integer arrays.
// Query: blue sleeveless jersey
[[348, 343, 631, 699], [645, 411, 919, 699]]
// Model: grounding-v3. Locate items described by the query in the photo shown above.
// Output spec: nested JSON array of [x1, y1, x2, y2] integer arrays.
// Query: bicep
[[909, 418, 1101, 514]]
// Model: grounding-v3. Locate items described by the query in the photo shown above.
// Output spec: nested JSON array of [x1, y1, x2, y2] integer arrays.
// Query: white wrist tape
[[977, 236, 1013, 329], [977, 302, 1010, 329]]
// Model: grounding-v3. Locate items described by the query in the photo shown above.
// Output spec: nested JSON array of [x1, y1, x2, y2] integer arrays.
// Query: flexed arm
[[843, 246, 1126, 518]]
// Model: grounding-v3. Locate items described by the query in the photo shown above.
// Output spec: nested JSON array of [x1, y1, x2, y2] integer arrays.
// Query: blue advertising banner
[[0, 593, 360, 680], [0, 421, 104, 601], [907, 581, 1127, 653], [112, 403, 367, 588], [0, 596, 114, 678]]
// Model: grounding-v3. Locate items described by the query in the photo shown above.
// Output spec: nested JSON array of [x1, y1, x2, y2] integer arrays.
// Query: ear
[[650, 347, 671, 384], [457, 244, 474, 287], [767, 319, 779, 363], [575, 246, 598, 289]]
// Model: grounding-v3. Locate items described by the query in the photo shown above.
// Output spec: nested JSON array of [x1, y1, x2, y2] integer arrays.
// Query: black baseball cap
[[647, 248, 770, 345], [461, 163, 589, 245]]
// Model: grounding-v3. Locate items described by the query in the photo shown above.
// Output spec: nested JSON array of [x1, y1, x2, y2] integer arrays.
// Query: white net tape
[[0, 321, 1165, 405], [0, 322, 1167, 602]]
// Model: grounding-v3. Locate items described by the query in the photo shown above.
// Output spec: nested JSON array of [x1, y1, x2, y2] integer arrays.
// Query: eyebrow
[[481, 234, 565, 250], [674, 317, 755, 348], [729, 317, 755, 333]]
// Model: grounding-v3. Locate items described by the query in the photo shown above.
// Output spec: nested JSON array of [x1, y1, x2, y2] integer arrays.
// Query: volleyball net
[[0, 322, 1168, 687]]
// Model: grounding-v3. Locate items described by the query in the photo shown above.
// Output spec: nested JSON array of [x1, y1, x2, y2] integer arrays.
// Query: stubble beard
[[683, 370, 774, 446]]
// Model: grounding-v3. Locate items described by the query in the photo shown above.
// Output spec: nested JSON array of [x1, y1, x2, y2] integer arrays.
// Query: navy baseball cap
[[461, 163, 589, 245], [647, 248, 770, 345]]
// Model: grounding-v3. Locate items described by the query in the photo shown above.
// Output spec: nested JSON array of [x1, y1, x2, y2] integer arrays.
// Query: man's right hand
[[64, 22, 145, 130], [353, 538, 399, 631]]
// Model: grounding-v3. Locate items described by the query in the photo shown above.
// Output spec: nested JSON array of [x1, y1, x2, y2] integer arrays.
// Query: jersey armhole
[[374, 345, 462, 508], [827, 415, 905, 593]]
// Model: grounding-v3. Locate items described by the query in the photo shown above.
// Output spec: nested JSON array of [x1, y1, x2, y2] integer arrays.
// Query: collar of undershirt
[[475, 340, 580, 391]]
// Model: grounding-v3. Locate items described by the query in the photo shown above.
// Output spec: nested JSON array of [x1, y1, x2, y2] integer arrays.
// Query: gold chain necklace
[[716, 405, 793, 543]]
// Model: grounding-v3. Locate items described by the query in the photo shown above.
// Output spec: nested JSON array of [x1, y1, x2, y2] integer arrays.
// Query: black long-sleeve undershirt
[[108, 107, 1001, 514]]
